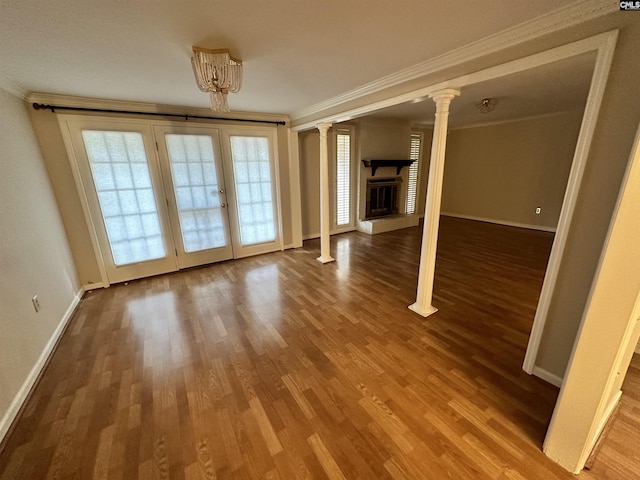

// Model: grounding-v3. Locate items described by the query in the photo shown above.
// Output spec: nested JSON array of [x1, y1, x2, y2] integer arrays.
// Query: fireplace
[[365, 177, 402, 219]]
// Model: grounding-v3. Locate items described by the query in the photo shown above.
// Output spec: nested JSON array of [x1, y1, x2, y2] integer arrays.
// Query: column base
[[316, 256, 335, 264], [408, 302, 438, 318]]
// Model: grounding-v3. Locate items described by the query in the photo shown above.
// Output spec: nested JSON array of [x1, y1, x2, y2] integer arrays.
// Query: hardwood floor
[[0, 216, 631, 479]]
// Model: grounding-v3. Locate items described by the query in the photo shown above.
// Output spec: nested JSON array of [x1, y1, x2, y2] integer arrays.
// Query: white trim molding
[[577, 389, 622, 471], [441, 213, 557, 233], [0, 76, 28, 100], [523, 30, 619, 377], [548, 389, 621, 474], [288, 130, 304, 249], [290, 0, 616, 124], [0, 289, 83, 444], [448, 109, 585, 132], [533, 366, 563, 388]]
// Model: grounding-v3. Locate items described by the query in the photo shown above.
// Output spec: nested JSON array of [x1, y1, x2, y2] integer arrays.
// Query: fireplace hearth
[[365, 177, 402, 219]]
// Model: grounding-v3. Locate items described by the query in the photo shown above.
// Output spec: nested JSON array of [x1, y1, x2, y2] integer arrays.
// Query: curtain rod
[[32, 103, 287, 126]]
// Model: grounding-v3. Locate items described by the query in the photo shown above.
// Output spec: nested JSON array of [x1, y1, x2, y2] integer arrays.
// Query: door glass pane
[[165, 134, 226, 253], [82, 130, 165, 266], [230, 136, 276, 245]]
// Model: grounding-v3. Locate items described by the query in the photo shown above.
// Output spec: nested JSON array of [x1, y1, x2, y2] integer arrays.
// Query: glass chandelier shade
[[191, 47, 243, 112]]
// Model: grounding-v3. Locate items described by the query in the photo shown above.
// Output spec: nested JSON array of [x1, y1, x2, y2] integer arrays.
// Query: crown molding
[[290, 0, 616, 123], [448, 109, 584, 131], [0, 75, 28, 99], [26, 93, 289, 124], [291, 30, 617, 131]]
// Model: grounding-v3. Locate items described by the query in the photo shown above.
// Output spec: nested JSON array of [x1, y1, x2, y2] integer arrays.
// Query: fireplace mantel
[[362, 159, 415, 176]]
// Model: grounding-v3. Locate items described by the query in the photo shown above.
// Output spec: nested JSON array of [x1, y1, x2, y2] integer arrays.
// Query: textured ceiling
[[0, 0, 574, 117], [366, 52, 596, 127]]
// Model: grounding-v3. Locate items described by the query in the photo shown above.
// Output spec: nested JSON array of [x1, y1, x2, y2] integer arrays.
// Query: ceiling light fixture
[[191, 47, 243, 112], [476, 98, 496, 114]]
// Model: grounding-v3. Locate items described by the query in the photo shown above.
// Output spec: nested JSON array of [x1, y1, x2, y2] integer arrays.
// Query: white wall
[[299, 130, 321, 238], [441, 111, 583, 231], [357, 118, 411, 220], [0, 88, 80, 441], [544, 120, 640, 473]]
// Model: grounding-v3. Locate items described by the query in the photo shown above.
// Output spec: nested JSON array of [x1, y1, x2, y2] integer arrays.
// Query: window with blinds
[[406, 133, 422, 215], [336, 132, 351, 226]]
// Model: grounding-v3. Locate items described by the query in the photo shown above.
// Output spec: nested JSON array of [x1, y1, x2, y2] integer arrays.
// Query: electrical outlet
[[535, 207, 542, 215], [32, 295, 40, 313]]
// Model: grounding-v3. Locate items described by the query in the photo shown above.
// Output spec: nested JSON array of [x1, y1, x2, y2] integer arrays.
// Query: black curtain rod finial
[[33, 103, 55, 113]]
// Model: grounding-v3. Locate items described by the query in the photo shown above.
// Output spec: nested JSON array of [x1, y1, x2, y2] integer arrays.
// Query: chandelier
[[191, 47, 243, 112]]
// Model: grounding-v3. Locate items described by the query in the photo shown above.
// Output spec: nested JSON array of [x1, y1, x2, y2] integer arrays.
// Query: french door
[[62, 116, 281, 285], [154, 125, 233, 269]]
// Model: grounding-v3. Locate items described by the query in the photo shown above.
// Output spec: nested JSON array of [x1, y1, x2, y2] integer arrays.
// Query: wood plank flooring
[[0, 216, 634, 479]]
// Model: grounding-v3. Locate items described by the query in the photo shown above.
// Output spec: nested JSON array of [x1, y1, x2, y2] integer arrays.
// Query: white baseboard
[[441, 212, 557, 233], [532, 365, 563, 388], [302, 227, 356, 242], [83, 282, 107, 291], [0, 288, 83, 444]]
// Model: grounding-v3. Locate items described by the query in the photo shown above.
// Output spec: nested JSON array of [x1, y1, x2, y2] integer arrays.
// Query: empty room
[[2, 1, 640, 479]]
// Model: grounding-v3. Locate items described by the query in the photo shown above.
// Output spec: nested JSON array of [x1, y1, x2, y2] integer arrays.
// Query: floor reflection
[[126, 290, 180, 372], [242, 263, 281, 320]]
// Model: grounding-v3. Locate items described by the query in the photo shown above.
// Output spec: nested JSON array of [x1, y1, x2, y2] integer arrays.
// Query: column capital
[[428, 88, 460, 106], [316, 122, 332, 135]]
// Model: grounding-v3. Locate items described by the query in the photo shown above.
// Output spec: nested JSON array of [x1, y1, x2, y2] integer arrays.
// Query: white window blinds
[[406, 133, 422, 215], [336, 132, 351, 226]]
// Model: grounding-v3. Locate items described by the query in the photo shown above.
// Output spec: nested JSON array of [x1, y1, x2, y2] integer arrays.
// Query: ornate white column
[[409, 88, 460, 317], [317, 122, 335, 264]]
